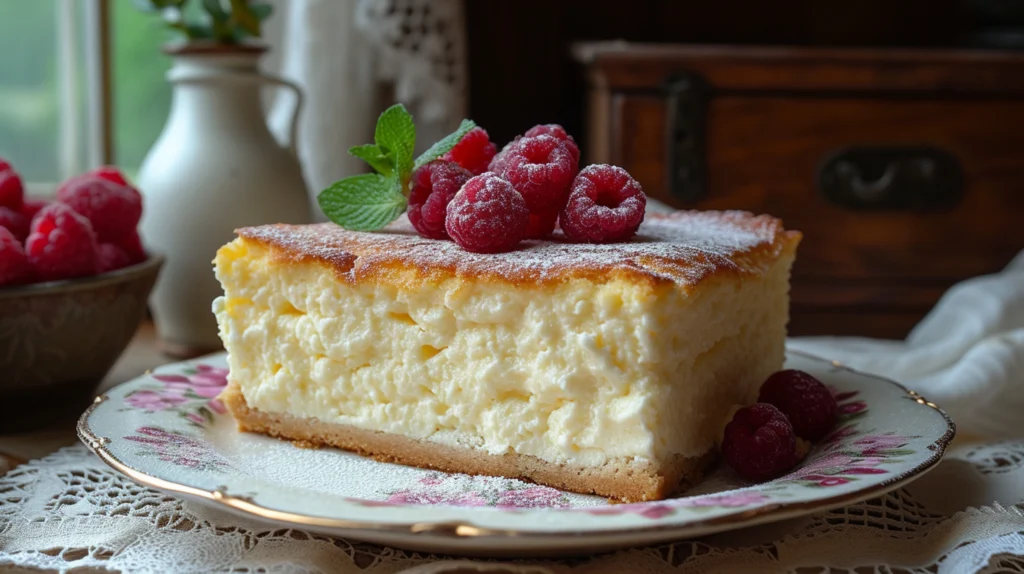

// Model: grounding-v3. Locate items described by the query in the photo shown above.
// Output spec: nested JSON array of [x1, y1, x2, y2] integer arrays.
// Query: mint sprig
[[318, 104, 477, 231]]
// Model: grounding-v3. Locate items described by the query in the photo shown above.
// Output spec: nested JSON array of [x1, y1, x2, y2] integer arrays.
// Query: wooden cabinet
[[575, 44, 1024, 338]]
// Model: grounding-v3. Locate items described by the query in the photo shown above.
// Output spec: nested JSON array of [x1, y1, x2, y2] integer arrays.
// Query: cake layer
[[213, 211, 800, 500], [221, 382, 714, 502]]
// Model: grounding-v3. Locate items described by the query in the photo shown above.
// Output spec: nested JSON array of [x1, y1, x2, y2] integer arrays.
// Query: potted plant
[[134, 0, 311, 357]]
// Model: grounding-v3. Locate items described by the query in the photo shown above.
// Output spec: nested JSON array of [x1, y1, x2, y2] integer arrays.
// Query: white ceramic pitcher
[[138, 45, 311, 357]]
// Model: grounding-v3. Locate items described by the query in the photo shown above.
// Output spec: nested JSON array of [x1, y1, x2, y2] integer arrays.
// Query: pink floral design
[[123, 363, 231, 428], [497, 487, 569, 509], [823, 425, 859, 447], [124, 426, 231, 472], [681, 492, 771, 508], [124, 389, 189, 411], [819, 477, 850, 486], [839, 401, 867, 415], [583, 491, 772, 518], [387, 490, 487, 507], [854, 434, 909, 455]]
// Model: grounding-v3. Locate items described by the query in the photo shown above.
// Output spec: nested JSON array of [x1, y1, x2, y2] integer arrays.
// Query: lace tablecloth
[[2, 248, 1022, 572]]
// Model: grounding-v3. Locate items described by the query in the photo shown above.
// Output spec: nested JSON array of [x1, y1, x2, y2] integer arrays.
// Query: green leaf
[[230, 0, 262, 37], [413, 119, 477, 171], [251, 2, 273, 21], [202, 0, 229, 21], [348, 144, 393, 177], [133, 0, 186, 11], [374, 104, 416, 182], [318, 173, 408, 231]]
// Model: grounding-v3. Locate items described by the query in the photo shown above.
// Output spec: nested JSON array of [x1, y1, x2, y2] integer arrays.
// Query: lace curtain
[[262, 0, 468, 219]]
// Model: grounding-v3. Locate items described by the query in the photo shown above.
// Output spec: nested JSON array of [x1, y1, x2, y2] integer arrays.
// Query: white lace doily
[[1, 440, 1023, 573]]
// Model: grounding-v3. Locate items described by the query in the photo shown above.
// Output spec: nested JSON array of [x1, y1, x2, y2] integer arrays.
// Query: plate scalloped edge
[[77, 349, 956, 542]]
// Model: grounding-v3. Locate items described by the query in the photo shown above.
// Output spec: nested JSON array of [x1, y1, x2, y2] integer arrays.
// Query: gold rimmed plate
[[78, 350, 954, 557]]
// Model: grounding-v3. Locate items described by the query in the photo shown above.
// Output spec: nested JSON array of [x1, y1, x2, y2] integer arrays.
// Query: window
[[0, 0, 174, 192]]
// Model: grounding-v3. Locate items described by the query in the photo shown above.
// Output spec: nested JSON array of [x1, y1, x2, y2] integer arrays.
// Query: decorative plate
[[79, 350, 954, 557]]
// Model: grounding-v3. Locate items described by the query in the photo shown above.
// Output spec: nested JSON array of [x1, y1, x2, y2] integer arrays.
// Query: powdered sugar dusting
[[238, 210, 792, 287]]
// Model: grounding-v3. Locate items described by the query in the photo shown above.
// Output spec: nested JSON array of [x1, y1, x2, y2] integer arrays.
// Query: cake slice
[[213, 211, 800, 502]]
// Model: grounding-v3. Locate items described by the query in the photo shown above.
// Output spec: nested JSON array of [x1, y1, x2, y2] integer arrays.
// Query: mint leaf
[[374, 104, 416, 183], [317, 173, 407, 231], [348, 144, 393, 177], [413, 119, 477, 171]]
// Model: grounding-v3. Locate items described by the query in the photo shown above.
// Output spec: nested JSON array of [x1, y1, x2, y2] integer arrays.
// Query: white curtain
[[261, 0, 468, 220]]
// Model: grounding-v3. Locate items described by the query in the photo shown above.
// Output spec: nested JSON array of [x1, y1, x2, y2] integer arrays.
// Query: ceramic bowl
[[0, 256, 164, 432]]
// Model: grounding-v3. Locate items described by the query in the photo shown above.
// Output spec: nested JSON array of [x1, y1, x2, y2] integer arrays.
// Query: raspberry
[[20, 199, 49, 222], [90, 165, 129, 186], [0, 226, 30, 286], [559, 164, 646, 243], [57, 175, 142, 242], [98, 242, 131, 273], [523, 123, 580, 164], [0, 168, 24, 210], [445, 173, 528, 253], [117, 230, 147, 264], [488, 139, 519, 175], [0, 207, 28, 242], [758, 370, 839, 441], [442, 127, 497, 175], [25, 203, 99, 281], [722, 403, 799, 481], [499, 135, 578, 238], [407, 160, 473, 239]]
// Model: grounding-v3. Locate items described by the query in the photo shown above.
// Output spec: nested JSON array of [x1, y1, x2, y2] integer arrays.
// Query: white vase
[[138, 45, 311, 356]]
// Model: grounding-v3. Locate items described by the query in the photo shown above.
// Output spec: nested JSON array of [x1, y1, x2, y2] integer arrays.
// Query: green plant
[[133, 0, 273, 44]]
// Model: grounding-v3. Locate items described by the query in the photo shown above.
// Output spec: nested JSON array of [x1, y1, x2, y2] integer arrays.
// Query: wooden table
[[0, 322, 173, 473]]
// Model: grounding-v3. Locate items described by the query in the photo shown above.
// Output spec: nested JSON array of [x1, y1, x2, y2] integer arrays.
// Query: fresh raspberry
[[57, 175, 142, 242], [0, 158, 9, 172], [407, 160, 473, 240], [488, 138, 519, 175], [89, 165, 130, 186], [25, 203, 99, 281], [19, 199, 49, 221], [0, 168, 24, 210], [0, 207, 28, 242], [98, 242, 131, 273], [117, 230, 147, 264], [499, 135, 578, 238], [758, 370, 839, 441], [722, 403, 799, 481], [442, 127, 497, 176], [445, 173, 528, 253], [523, 123, 580, 164], [0, 226, 30, 286], [559, 164, 646, 243]]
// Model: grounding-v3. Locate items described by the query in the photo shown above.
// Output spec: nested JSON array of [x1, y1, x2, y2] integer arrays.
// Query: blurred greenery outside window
[[0, 0, 175, 192]]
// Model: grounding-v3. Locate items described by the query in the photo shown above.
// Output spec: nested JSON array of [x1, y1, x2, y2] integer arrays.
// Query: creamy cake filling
[[213, 238, 794, 468]]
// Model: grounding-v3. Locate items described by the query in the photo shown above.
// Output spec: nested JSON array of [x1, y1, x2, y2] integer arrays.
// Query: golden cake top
[[235, 210, 801, 288]]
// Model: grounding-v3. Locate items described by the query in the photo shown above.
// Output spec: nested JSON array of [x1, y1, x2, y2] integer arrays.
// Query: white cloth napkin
[[789, 250, 1024, 439]]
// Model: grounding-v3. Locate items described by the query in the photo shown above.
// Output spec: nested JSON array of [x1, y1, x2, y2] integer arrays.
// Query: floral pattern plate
[[79, 350, 954, 557]]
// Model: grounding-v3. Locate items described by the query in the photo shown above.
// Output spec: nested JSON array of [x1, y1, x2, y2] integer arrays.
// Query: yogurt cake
[[213, 211, 801, 502]]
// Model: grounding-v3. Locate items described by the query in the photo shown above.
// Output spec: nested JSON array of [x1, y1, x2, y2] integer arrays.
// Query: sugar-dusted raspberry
[[523, 123, 580, 163], [0, 226, 30, 286], [722, 403, 799, 481], [488, 138, 519, 175], [98, 242, 131, 273], [57, 175, 142, 242], [442, 127, 497, 175], [90, 165, 129, 186], [499, 135, 578, 238], [407, 160, 473, 239], [117, 230, 147, 264], [445, 173, 528, 253], [0, 167, 24, 210], [559, 164, 646, 243], [758, 369, 839, 441], [25, 203, 99, 281], [19, 199, 49, 222], [0, 206, 29, 241]]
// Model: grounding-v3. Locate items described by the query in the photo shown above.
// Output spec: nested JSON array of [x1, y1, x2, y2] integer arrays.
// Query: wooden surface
[[578, 44, 1024, 338], [0, 322, 171, 468]]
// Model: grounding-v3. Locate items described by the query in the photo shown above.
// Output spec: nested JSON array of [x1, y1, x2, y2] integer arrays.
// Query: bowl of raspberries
[[0, 158, 161, 432]]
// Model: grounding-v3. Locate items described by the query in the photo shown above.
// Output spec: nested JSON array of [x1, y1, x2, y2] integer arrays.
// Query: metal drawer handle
[[818, 146, 963, 211]]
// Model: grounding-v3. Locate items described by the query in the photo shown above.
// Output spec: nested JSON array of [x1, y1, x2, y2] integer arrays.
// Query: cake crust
[[221, 382, 714, 503], [235, 211, 801, 289]]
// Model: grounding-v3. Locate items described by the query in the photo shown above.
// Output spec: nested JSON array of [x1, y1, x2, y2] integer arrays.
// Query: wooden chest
[[574, 44, 1024, 338]]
